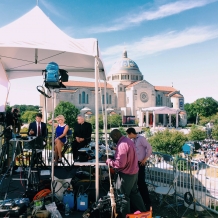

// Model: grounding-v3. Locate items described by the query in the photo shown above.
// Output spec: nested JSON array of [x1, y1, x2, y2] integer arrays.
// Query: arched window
[[86, 94, 89, 104], [79, 94, 81, 104], [82, 91, 86, 104], [106, 93, 109, 104], [109, 95, 112, 104], [102, 95, 105, 104]]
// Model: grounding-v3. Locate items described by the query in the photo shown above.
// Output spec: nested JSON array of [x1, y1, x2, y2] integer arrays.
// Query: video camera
[[0, 112, 13, 140]]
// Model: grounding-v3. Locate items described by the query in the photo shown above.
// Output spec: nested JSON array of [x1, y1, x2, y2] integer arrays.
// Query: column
[[176, 112, 179, 128], [169, 114, 171, 127], [163, 114, 166, 126], [146, 111, 149, 127], [153, 111, 155, 128]]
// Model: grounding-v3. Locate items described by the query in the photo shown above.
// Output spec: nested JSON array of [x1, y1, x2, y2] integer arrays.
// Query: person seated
[[48, 115, 69, 165], [71, 114, 92, 160], [28, 113, 47, 139]]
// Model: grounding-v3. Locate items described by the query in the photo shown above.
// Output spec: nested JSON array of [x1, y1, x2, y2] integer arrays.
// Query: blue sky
[[1, 0, 218, 106]]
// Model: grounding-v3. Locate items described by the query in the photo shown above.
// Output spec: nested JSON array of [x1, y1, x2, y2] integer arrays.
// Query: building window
[[79, 94, 81, 104], [87, 94, 89, 104], [109, 95, 111, 104], [160, 97, 162, 106], [106, 93, 108, 104], [120, 87, 122, 91], [82, 91, 86, 104], [102, 95, 105, 104]]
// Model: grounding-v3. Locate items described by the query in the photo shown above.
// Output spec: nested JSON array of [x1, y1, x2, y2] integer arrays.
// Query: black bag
[[78, 152, 89, 162]]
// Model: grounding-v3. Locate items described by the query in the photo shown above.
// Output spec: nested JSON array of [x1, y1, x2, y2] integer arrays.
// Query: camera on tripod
[[0, 112, 13, 140]]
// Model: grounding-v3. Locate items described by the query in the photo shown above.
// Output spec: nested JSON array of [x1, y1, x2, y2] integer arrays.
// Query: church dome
[[107, 50, 143, 85]]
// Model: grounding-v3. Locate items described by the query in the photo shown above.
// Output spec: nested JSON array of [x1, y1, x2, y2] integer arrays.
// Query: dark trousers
[[138, 163, 152, 210], [115, 172, 146, 218], [71, 140, 87, 160]]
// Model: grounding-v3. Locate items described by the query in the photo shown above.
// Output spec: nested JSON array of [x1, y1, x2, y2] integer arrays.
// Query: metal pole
[[95, 57, 99, 201], [51, 89, 55, 201]]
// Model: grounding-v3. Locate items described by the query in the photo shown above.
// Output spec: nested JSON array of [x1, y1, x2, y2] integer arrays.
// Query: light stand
[[50, 88, 59, 202]]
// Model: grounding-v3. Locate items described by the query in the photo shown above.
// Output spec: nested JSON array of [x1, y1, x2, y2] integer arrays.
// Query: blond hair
[[56, 115, 65, 121]]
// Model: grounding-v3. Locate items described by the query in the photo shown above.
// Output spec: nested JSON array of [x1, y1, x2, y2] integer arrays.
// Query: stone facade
[[42, 50, 187, 127]]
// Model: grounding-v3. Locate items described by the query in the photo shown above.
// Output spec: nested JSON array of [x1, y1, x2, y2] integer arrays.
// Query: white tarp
[[0, 6, 106, 200], [0, 61, 10, 112], [0, 6, 106, 80], [142, 106, 180, 114]]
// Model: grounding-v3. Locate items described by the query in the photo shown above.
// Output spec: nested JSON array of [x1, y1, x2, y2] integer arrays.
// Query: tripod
[[181, 156, 213, 217], [0, 139, 10, 174], [0, 138, 24, 200]]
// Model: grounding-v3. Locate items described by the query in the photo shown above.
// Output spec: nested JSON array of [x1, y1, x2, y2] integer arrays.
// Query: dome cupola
[[107, 50, 143, 86]]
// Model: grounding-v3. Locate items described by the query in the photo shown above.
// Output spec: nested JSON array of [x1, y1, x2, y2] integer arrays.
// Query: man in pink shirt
[[126, 127, 152, 211], [106, 129, 146, 217]]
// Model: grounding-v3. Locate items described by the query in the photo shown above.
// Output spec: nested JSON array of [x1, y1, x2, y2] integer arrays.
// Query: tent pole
[[95, 57, 99, 201]]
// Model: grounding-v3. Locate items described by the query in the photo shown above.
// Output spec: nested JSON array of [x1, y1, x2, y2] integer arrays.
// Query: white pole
[[104, 81, 108, 147], [95, 57, 99, 201], [51, 89, 55, 201]]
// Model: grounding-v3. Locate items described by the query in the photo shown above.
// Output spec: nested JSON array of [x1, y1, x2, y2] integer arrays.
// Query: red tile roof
[[63, 81, 113, 89], [60, 90, 76, 93], [154, 86, 177, 92]]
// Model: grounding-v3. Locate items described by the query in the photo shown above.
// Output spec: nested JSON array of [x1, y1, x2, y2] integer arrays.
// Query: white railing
[[145, 153, 218, 215]]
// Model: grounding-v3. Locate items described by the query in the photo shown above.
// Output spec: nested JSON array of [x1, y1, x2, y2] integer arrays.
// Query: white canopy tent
[[141, 106, 180, 128], [0, 6, 106, 200]]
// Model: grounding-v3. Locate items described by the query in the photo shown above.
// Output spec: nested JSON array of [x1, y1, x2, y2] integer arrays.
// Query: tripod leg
[[4, 140, 20, 200]]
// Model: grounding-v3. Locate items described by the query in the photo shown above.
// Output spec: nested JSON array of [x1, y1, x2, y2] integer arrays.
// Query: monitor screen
[[122, 116, 135, 125]]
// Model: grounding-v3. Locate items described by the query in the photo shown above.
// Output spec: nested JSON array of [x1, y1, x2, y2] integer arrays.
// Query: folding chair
[[58, 142, 71, 167], [58, 130, 73, 167]]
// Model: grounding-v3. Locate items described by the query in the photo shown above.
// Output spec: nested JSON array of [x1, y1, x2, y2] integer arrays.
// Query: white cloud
[[89, 0, 217, 33], [40, 0, 67, 20], [102, 25, 218, 68]]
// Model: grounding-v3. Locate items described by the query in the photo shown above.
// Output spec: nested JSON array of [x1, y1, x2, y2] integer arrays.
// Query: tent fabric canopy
[[142, 106, 180, 114], [0, 6, 106, 200], [0, 6, 106, 80]]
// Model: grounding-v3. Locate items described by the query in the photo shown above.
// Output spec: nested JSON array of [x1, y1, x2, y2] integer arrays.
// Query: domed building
[[43, 50, 187, 127]]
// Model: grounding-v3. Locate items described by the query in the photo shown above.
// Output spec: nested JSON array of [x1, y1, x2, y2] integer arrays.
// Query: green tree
[[13, 104, 39, 115], [188, 125, 206, 141], [184, 103, 196, 124], [54, 101, 80, 128], [185, 98, 218, 124], [212, 125, 218, 140], [109, 114, 122, 128], [148, 129, 187, 155], [21, 111, 38, 123], [89, 114, 104, 130], [89, 114, 122, 130]]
